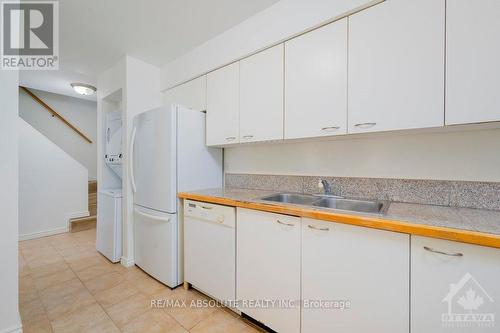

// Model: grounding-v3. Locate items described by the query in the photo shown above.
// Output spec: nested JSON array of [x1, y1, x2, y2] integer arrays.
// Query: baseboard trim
[[66, 210, 91, 233], [120, 256, 135, 268], [67, 210, 90, 219], [0, 326, 22, 333], [19, 226, 68, 241], [0, 317, 22, 333]]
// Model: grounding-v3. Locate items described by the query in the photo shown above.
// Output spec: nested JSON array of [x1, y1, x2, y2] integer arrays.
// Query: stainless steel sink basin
[[259, 193, 318, 205], [258, 193, 389, 215], [312, 197, 389, 214]]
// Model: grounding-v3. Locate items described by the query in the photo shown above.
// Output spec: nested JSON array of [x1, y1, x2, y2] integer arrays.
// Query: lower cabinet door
[[237, 208, 301, 333], [411, 236, 500, 333], [301, 218, 410, 333]]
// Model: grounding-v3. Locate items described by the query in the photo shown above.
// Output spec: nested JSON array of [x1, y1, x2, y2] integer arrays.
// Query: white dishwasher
[[184, 200, 236, 305]]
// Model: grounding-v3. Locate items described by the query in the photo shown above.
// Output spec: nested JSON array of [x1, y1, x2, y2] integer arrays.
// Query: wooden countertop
[[178, 188, 500, 249]]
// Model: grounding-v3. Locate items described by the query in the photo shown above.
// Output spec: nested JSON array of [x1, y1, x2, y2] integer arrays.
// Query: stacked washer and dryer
[[96, 111, 123, 263]]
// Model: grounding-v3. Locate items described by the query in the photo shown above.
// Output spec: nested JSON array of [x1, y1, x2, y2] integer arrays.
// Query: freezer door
[[134, 205, 178, 287], [132, 106, 177, 213]]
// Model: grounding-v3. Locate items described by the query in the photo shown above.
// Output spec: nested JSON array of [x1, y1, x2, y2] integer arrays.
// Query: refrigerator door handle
[[130, 126, 137, 193], [134, 208, 171, 223]]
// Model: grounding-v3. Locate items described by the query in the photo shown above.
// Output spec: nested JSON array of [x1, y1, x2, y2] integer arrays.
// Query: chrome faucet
[[319, 179, 333, 195]]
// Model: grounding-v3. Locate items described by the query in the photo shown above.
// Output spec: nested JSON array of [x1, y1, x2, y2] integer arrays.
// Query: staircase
[[70, 181, 97, 232]]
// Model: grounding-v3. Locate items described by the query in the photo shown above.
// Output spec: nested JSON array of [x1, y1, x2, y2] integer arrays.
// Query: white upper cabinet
[[206, 62, 239, 146], [302, 218, 409, 333], [411, 236, 500, 333], [446, 0, 500, 125], [348, 0, 445, 133], [239, 44, 284, 143], [285, 18, 348, 139], [163, 76, 207, 111]]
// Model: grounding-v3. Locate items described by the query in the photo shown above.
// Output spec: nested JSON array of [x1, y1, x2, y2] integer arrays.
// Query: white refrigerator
[[130, 105, 222, 288]]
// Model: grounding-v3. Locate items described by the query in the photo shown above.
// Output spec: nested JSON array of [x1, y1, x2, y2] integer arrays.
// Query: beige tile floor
[[19, 228, 263, 333]]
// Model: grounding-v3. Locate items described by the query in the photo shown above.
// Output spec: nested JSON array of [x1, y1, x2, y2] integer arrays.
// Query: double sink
[[258, 193, 389, 215]]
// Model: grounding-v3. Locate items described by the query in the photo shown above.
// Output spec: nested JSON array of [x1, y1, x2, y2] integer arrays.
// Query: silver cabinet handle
[[308, 224, 330, 231], [321, 126, 340, 131], [276, 220, 295, 227], [200, 205, 213, 210], [424, 246, 463, 257], [225, 136, 236, 141], [354, 122, 377, 128], [242, 135, 254, 139]]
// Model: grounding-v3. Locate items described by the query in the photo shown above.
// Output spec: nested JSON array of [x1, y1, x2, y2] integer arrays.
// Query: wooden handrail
[[20, 86, 93, 144]]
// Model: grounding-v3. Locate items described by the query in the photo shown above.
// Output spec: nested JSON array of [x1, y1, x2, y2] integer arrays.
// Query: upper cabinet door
[[206, 62, 239, 146], [446, 0, 500, 125], [348, 0, 445, 133], [285, 18, 348, 139], [239, 44, 284, 143], [163, 76, 207, 112]]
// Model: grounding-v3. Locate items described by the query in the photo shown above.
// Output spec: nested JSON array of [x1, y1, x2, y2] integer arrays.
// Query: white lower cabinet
[[236, 208, 301, 333], [302, 218, 409, 333], [234, 208, 500, 333], [411, 236, 500, 333]]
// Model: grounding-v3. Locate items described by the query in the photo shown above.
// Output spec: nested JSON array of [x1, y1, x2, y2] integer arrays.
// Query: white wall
[[19, 119, 88, 240], [19, 88, 98, 179], [160, 0, 380, 90], [225, 128, 500, 182], [0, 70, 22, 333]]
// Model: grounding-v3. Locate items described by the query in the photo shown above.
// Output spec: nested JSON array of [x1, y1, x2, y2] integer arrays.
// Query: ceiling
[[20, 0, 279, 100]]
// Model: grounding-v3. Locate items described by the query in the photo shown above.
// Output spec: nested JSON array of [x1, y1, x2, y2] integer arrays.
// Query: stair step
[[88, 181, 97, 194], [89, 204, 97, 216], [70, 215, 96, 233], [89, 193, 97, 205]]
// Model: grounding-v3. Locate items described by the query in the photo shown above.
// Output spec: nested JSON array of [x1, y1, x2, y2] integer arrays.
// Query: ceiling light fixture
[[71, 83, 97, 96]]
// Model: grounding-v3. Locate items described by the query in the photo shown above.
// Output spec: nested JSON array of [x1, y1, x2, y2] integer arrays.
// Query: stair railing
[[20, 86, 93, 144]]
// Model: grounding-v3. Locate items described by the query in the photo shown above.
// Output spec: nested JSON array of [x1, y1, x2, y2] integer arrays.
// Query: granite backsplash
[[224, 173, 500, 211]]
